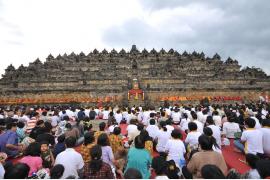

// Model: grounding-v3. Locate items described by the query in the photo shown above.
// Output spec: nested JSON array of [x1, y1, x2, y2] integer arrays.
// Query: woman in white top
[[191, 111, 203, 134], [203, 127, 222, 154], [171, 108, 181, 125], [114, 110, 123, 124], [156, 121, 171, 153], [212, 111, 222, 127], [180, 113, 190, 132], [165, 129, 186, 167], [185, 122, 201, 150], [222, 115, 241, 139]]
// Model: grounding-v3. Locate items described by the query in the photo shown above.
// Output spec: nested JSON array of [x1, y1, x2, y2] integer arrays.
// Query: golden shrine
[[128, 78, 144, 100]]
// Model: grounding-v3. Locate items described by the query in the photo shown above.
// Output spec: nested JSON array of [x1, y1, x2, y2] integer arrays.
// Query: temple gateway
[[0, 45, 269, 106]]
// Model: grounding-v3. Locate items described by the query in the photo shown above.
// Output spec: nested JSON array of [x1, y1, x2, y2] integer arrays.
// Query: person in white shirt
[[250, 116, 262, 129], [18, 112, 30, 123], [201, 109, 209, 124], [114, 110, 123, 124], [102, 107, 110, 120], [165, 129, 186, 167], [179, 113, 189, 131], [94, 107, 100, 117], [260, 119, 270, 156], [191, 112, 203, 134], [84, 107, 90, 117], [55, 136, 84, 178], [127, 119, 140, 143], [212, 111, 222, 127], [122, 108, 128, 122], [108, 123, 119, 134], [146, 119, 159, 140], [196, 108, 204, 124], [165, 108, 172, 118], [171, 108, 181, 125], [165, 119, 174, 133], [206, 116, 222, 147], [124, 110, 133, 124], [185, 122, 201, 151], [51, 111, 60, 128], [203, 127, 222, 154], [234, 118, 264, 155], [156, 121, 171, 153], [142, 108, 151, 126], [222, 115, 241, 139]]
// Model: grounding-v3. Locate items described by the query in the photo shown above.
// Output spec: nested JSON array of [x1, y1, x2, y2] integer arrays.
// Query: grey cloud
[[102, 0, 270, 74]]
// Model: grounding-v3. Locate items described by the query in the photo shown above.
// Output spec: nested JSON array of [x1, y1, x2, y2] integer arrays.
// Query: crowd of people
[[0, 101, 269, 179]]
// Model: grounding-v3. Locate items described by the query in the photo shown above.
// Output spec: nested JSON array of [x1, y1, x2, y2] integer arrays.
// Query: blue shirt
[[54, 142, 66, 157], [125, 147, 152, 179], [0, 130, 19, 157]]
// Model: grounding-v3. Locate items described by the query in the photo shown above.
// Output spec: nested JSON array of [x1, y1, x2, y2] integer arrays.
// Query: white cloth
[[181, 118, 190, 131], [55, 148, 84, 178], [0, 163, 5, 179], [208, 125, 222, 147], [108, 125, 118, 133], [247, 169, 261, 179], [213, 115, 222, 127], [222, 122, 241, 139], [193, 120, 203, 134], [51, 115, 60, 127], [114, 113, 123, 124], [102, 110, 110, 120], [142, 111, 151, 126], [241, 129, 264, 154], [185, 131, 201, 147], [260, 127, 270, 155], [126, 124, 137, 134], [165, 139, 186, 165], [251, 117, 262, 129], [156, 130, 171, 152], [197, 111, 204, 123], [155, 175, 169, 179], [127, 124, 139, 141], [171, 112, 181, 123], [125, 114, 132, 124], [146, 125, 159, 139], [165, 125, 174, 133]]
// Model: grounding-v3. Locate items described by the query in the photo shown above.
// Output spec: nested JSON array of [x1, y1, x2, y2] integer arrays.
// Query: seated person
[[244, 153, 261, 179], [186, 134, 227, 178], [222, 114, 241, 139], [260, 119, 270, 156], [185, 122, 201, 152], [0, 122, 24, 158], [234, 118, 263, 155]]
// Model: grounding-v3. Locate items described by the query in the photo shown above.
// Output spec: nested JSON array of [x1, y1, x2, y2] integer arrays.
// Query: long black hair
[[89, 145, 103, 174], [202, 127, 220, 150]]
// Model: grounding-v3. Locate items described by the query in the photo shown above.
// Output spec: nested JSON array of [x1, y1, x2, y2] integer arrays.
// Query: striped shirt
[[26, 117, 37, 134]]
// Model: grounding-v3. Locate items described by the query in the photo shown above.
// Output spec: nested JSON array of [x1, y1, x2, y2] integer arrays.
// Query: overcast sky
[[0, 0, 270, 76]]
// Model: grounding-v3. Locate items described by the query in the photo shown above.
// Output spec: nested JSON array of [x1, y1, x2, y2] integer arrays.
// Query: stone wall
[[0, 45, 269, 105]]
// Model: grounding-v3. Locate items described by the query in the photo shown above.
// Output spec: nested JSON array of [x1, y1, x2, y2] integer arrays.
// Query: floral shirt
[[81, 143, 95, 163], [109, 134, 123, 153]]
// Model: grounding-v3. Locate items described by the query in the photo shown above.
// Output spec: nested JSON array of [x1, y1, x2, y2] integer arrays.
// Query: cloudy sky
[[0, 0, 270, 76]]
